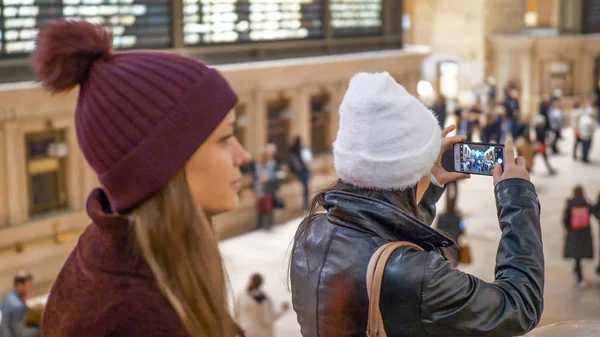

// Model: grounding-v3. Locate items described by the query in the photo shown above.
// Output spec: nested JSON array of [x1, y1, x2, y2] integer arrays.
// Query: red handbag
[[571, 206, 590, 230], [536, 142, 546, 154]]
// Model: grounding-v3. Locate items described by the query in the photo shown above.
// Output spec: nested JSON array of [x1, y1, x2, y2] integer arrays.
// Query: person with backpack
[[290, 72, 544, 337], [563, 186, 599, 288]]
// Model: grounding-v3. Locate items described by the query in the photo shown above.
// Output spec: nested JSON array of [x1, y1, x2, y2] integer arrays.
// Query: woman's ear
[[416, 174, 431, 204]]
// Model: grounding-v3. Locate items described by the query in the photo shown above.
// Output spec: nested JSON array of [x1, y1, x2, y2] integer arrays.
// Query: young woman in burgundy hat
[[33, 21, 251, 336]]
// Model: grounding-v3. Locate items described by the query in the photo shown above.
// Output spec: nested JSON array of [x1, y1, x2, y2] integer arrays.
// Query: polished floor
[[220, 129, 600, 336]]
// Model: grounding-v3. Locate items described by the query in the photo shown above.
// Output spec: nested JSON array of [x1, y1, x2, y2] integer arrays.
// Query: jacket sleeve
[[418, 183, 445, 226], [419, 179, 544, 337]]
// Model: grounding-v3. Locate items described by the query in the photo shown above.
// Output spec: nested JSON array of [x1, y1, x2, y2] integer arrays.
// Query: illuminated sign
[[182, 0, 324, 45], [0, 0, 172, 56], [329, 0, 382, 37]]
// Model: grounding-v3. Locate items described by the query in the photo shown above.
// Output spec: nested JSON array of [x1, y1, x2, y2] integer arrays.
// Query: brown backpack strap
[[366, 241, 424, 337]]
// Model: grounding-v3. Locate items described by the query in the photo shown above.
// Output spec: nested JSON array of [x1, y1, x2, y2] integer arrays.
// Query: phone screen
[[458, 143, 504, 176]]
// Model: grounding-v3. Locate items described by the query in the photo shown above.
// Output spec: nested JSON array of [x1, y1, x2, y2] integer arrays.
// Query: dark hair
[[247, 273, 263, 292], [305, 179, 418, 226], [14, 271, 33, 287], [574, 102, 581, 109], [573, 185, 586, 203]]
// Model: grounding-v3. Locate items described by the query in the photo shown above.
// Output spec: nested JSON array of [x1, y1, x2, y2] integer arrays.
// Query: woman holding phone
[[34, 21, 251, 336], [290, 72, 544, 337]]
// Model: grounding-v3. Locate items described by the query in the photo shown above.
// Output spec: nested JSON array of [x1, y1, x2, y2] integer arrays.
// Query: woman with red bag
[[562, 186, 599, 288]]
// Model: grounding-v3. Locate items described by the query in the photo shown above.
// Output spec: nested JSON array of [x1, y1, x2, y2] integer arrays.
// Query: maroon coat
[[42, 189, 188, 337]]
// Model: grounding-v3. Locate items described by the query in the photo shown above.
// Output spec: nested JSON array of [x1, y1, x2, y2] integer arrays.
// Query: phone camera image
[[459, 144, 503, 175]]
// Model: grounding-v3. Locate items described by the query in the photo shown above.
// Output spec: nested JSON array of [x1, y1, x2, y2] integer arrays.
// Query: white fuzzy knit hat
[[333, 72, 442, 190]]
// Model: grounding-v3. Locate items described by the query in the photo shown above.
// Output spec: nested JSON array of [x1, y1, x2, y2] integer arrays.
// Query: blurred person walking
[[432, 95, 447, 128], [435, 195, 465, 268], [33, 21, 251, 337], [548, 101, 566, 155], [562, 186, 599, 288], [291, 72, 544, 337], [0, 272, 40, 337], [481, 112, 502, 144], [503, 89, 520, 138], [265, 144, 286, 210], [593, 193, 600, 275], [532, 115, 557, 175], [571, 102, 585, 160], [578, 109, 597, 163], [513, 115, 536, 173], [538, 94, 552, 131], [288, 136, 313, 211], [595, 80, 600, 124], [254, 149, 275, 230], [235, 274, 289, 337]]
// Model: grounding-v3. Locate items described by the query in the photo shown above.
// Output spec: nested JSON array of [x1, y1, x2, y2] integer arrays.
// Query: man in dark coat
[[432, 95, 447, 129], [503, 89, 520, 138]]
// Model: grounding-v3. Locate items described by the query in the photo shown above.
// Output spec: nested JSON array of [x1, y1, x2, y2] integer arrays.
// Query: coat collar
[[322, 190, 454, 250]]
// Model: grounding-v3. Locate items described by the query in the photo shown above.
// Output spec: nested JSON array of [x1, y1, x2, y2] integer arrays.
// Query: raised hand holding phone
[[492, 140, 531, 186], [431, 125, 471, 185]]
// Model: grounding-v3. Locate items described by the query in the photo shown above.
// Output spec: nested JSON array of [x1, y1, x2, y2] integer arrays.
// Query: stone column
[[578, 42, 595, 98], [248, 90, 267, 156], [537, 0, 559, 28], [83, 164, 99, 199], [494, 47, 511, 101], [0, 125, 6, 228], [519, 44, 533, 116], [289, 87, 312, 147], [66, 126, 85, 211], [4, 121, 29, 225], [327, 82, 345, 146]]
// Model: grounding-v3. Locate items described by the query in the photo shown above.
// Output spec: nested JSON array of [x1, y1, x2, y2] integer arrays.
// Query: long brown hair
[[130, 171, 240, 337]]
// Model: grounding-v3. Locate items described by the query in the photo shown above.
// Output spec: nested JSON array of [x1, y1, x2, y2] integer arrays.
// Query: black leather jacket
[[290, 179, 543, 337]]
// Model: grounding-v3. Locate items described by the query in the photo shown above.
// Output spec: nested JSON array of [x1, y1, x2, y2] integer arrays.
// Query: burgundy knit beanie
[[33, 21, 238, 212]]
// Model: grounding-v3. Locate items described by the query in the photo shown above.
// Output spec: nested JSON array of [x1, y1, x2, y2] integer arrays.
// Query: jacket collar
[[322, 190, 454, 250], [85, 188, 154, 279], [87, 188, 130, 230]]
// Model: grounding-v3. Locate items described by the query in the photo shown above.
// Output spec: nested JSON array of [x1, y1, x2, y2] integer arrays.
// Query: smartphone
[[441, 142, 504, 176]]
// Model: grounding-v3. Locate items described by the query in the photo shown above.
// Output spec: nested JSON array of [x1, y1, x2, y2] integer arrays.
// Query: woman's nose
[[233, 139, 252, 167]]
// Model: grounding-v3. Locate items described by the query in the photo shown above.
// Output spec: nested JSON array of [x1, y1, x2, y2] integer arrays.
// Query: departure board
[[329, 0, 382, 37], [583, 0, 600, 33], [182, 0, 324, 45], [0, 0, 172, 57]]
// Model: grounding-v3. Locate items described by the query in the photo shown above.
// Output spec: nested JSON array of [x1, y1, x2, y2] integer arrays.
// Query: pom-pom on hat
[[333, 72, 442, 190], [33, 21, 238, 212]]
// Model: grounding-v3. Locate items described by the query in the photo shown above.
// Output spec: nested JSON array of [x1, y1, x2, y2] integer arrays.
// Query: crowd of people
[[1, 20, 600, 337], [433, 85, 598, 177]]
